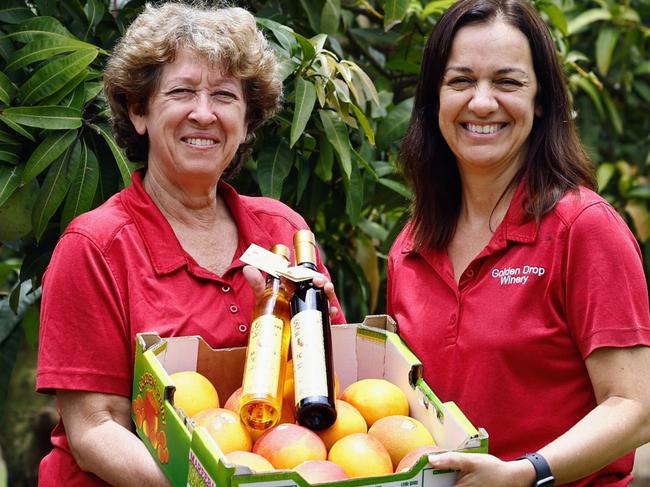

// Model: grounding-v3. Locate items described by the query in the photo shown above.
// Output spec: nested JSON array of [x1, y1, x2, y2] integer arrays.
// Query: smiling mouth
[[182, 137, 217, 146], [463, 123, 505, 134]]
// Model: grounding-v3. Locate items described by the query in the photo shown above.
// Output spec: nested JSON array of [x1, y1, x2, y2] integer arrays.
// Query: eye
[[212, 90, 238, 100], [495, 78, 524, 90], [166, 88, 194, 96], [446, 77, 473, 89]]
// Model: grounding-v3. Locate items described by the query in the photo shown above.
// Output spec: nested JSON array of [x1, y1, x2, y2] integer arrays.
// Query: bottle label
[[242, 315, 284, 396], [290, 309, 328, 402]]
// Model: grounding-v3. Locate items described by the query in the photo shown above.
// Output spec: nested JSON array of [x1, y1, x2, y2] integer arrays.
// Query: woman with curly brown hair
[[36, 3, 343, 485]]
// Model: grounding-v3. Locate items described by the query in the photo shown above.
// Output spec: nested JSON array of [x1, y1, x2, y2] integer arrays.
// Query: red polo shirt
[[36, 170, 345, 485], [387, 184, 650, 486]]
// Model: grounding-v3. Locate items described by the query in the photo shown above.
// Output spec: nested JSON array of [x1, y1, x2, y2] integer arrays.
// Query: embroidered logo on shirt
[[491, 265, 545, 285]]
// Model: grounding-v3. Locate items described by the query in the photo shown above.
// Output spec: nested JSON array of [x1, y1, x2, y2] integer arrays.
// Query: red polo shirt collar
[[401, 178, 539, 256], [122, 170, 276, 277]]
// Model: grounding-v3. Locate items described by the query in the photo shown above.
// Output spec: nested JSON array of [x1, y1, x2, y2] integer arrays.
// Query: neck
[[143, 169, 222, 229], [459, 165, 520, 229]]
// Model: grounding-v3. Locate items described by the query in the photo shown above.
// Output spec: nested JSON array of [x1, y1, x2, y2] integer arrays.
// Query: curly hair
[[103, 2, 282, 179]]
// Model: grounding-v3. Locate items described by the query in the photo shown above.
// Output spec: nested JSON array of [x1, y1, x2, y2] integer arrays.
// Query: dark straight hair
[[399, 0, 596, 251]]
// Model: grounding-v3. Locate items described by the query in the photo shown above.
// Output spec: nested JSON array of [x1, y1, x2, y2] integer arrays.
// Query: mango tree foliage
[[0, 0, 649, 419]]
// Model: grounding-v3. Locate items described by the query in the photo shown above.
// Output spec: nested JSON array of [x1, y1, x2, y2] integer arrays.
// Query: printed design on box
[[132, 372, 170, 463], [188, 450, 216, 487]]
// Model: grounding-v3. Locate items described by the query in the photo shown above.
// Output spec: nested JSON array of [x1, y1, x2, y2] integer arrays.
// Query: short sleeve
[[564, 202, 650, 358], [37, 231, 132, 397]]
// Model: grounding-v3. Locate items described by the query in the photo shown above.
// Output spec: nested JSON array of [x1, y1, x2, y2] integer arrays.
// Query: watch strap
[[517, 452, 555, 487]]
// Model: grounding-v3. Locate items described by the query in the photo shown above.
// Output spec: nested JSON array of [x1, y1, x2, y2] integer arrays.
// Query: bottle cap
[[293, 230, 317, 265], [270, 243, 290, 262]]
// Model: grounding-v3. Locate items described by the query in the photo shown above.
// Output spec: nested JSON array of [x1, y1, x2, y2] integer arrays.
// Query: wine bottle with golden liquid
[[239, 244, 292, 431], [289, 230, 337, 430]]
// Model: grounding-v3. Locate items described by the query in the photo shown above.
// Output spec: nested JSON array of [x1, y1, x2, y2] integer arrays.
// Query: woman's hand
[[243, 265, 340, 318], [428, 452, 535, 487]]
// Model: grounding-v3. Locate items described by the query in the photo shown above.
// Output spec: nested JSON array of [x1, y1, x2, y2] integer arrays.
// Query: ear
[[535, 102, 543, 118], [128, 103, 147, 135]]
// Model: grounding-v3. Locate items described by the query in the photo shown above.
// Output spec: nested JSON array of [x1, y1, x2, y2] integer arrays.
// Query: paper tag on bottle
[[240, 244, 326, 282], [277, 266, 324, 282], [240, 244, 289, 278]]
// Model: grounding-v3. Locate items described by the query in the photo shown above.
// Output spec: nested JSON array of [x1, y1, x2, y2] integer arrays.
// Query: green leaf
[[539, 2, 568, 37], [31, 143, 77, 241], [343, 160, 363, 224], [0, 114, 36, 140], [0, 1, 36, 24], [636, 61, 650, 76], [384, 0, 410, 31], [291, 77, 317, 148], [319, 109, 351, 178], [350, 104, 375, 145], [293, 32, 316, 64], [84, 0, 105, 33], [1, 106, 81, 130], [22, 129, 77, 183], [422, 0, 456, 18], [626, 184, 650, 200], [633, 81, 650, 104], [22, 301, 40, 348], [41, 70, 87, 108], [315, 136, 334, 181], [255, 18, 297, 56], [297, 0, 322, 33], [61, 142, 99, 231], [256, 138, 292, 199], [3, 16, 74, 42], [0, 164, 22, 207], [6, 37, 97, 72], [92, 123, 138, 187], [18, 48, 99, 105], [376, 97, 413, 150], [346, 61, 380, 106], [321, 0, 341, 35], [310, 34, 327, 53], [595, 27, 619, 76], [572, 75, 605, 118], [0, 71, 16, 106], [601, 90, 622, 135], [0, 147, 19, 165], [567, 9, 611, 35], [378, 177, 412, 199]]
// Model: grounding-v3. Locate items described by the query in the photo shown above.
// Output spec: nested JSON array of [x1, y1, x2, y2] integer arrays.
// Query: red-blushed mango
[[316, 399, 367, 450], [328, 433, 393, 478], [192, 408, 252, 454], [396, 445, 448, 473], [224, 451, 274, 473], [294, 460, 349, 483], [368, 415, 435, 469], [341, 379, 408, 427], [253, 423, 327, 469]]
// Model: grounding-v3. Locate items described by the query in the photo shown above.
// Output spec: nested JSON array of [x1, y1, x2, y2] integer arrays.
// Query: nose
[[468, 82, 498, 116], [188, 93, 217, 125]]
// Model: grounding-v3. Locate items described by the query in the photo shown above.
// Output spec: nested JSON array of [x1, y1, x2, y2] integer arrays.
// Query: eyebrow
[[444, 65, 529, 76]]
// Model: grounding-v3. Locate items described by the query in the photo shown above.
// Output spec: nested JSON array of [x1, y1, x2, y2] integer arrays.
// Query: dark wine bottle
[[289, 230, 337, 431]]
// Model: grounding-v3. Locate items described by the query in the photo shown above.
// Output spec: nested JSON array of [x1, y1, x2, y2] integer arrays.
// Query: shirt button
[[238, 323, 248, 333], [229, 305, 239, 313], [466, 269, 475, 278], [221, 285, 231, 293]]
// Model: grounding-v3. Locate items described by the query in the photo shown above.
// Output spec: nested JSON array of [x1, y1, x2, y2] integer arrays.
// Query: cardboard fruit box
[[131, 315, 488, 487]]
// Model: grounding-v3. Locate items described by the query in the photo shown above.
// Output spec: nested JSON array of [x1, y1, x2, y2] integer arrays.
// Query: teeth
[[467, 123, 501, 134], [184, 137, 215, 146]]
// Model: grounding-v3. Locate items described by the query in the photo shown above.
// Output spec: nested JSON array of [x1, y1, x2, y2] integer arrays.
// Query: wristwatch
[[517, 452, 555, 487]]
